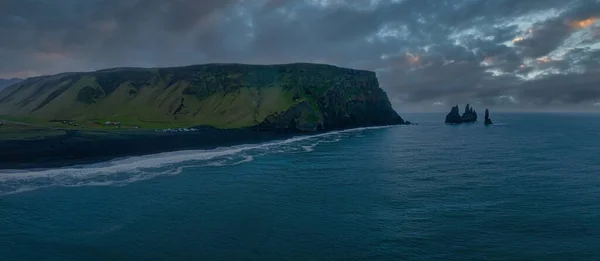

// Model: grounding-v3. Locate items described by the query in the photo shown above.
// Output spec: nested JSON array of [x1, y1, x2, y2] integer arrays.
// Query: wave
[[0, 125, 392, 196], [301, 145, 316, 152]]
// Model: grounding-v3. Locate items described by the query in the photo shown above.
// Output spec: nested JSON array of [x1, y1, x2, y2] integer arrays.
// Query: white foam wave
[[205, 160, 228, 167], [301, 145, 316, 152], [0, 125, 391, 195], [230, 155, 254, 165], [3, 185, 52, 196], [322, 138, 342, 143], [300, 137, 344, 152]]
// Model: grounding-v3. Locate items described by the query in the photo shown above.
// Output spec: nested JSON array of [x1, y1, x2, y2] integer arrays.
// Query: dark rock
[[255, 101, 324, 132], [256, 68, 406, 132], [445, 104, 479, 124], [445, 105, 463, 124], [461, 104, 477, 123], [484, 109, 493, 125]]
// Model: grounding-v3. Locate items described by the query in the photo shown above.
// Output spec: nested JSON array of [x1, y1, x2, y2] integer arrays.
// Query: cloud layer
[[1, 0, 600, 111]]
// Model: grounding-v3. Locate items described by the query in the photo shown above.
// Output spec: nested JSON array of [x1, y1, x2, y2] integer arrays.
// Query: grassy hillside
[[0, 78, 22, 89], [0, 63, 403, 131]]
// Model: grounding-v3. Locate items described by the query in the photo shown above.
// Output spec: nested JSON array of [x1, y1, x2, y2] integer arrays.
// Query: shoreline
[[0, 124, 400, 170], [0, 127, 296, 169]]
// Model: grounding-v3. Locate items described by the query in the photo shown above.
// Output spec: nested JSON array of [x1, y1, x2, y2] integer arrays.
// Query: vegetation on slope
[[0, 63, 403, 131], [0, 78, 23, 89]]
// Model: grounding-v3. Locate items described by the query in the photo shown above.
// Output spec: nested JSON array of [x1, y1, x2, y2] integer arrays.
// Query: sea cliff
[[0, 63, 406, 168]]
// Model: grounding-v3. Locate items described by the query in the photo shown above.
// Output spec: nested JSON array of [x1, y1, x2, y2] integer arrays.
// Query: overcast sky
[[1, 0, 600, 111]]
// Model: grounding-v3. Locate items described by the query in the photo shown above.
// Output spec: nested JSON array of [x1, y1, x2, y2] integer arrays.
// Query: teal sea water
[[1, 113, 600, 260]]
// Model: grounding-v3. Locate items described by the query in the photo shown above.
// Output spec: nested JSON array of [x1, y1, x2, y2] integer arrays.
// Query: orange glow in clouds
[[406, 52, 420, 65], [569, 17, 599, 29], [482, 56, 494, 66], [512, 28, 536, 44], [537, 57, 551, 63], [512, 37, 524, 43]]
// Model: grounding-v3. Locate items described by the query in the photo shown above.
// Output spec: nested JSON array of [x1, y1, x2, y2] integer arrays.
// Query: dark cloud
[[519, 72, 600, 105], [1, 0, 599, 111], [514, 18, 572, 58]]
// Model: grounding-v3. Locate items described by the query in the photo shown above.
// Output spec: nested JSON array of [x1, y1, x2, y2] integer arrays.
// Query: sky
[[1, 0, 600, 112]]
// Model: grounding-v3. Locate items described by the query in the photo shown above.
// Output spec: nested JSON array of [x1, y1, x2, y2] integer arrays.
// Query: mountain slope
[[0, 78, 22, 89], [0, 63, 404, 131]]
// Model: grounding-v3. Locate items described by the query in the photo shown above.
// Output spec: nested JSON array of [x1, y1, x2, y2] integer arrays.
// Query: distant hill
[[0, 78, 22, 89], [0, 63, 404, 131]]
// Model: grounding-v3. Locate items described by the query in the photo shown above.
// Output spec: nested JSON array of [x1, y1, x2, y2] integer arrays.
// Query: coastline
[[0, 123, 401, 170], [0, 127, 294, 169]]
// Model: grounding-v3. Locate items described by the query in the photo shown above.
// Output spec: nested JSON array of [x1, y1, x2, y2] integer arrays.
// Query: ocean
[[1, 113, 600, 260]]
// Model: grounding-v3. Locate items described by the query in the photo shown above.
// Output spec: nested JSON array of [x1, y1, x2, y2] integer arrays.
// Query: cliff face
[[0, 63, 404, 132], [255, 66, 404, 131]]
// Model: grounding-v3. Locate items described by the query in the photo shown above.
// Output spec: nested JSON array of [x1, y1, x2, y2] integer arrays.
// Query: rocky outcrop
[[484, 109, 493, 125], [461, 104, 477, 123], [256, 101, 325, 132], [445, 105, 463, 124], [254, 64, 407, 132], [445, 104, 478, 124]]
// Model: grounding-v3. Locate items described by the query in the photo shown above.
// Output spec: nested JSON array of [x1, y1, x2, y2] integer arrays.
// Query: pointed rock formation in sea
[[461, 104, 477, 123], [445, 105, 463, 124], [484, 109, 493, 125], [445, 104, 480, 124]]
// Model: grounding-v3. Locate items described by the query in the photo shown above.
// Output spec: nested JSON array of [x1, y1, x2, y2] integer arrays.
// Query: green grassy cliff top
[[0, 63, 402, 132]]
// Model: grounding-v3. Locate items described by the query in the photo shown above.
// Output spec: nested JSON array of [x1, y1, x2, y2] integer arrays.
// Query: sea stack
[[445, 105, 463, 124], [461, 104, 477, 123], [484, 109, 493, 125], [445, 104, 478, 124]]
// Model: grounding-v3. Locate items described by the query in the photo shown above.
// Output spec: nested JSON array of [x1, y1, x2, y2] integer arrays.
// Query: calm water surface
[[1, 113, 600, 260]]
